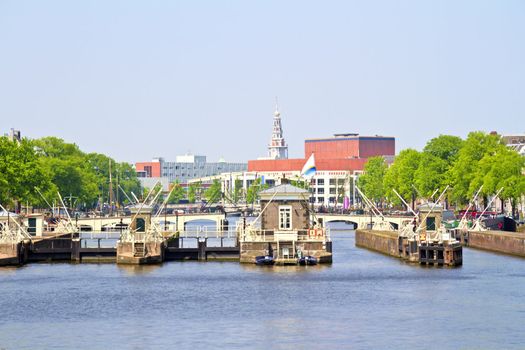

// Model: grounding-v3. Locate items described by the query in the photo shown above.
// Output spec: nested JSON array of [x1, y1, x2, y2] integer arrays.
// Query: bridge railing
[[238, 227, 329, 242]]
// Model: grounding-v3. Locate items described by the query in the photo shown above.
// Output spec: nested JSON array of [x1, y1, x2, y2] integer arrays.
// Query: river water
[[1, 223, 524, 349]]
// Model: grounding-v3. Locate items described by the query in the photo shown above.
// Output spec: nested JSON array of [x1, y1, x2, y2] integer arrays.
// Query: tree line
[[0, 136, 140, 211], [358, 132, 525, 216]]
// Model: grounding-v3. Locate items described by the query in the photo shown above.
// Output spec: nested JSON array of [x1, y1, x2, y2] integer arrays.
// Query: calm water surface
[[1, 223, 524, 349]]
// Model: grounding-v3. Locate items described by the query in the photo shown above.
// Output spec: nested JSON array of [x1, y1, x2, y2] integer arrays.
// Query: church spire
[[268, 97, 288, 159]]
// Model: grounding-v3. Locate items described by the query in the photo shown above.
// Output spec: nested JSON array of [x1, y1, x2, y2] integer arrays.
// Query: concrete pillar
[[71, 239, 81, 262], [198, 239, 207, 261]]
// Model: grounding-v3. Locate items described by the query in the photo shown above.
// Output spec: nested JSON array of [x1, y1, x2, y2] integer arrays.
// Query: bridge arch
[[323, 219, 359, 230], [183, 218, 218, 233]]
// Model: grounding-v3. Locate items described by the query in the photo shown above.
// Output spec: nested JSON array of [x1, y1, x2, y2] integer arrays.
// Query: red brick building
[[135, 161, 161, 178], [248, 134, 395, 173]]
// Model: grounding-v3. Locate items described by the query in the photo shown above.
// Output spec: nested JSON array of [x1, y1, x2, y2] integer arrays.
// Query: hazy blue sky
[[1, 1, 524, 163]]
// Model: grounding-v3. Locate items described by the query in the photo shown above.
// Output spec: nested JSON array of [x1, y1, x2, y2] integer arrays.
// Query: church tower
[[267, 100, 288, 159]]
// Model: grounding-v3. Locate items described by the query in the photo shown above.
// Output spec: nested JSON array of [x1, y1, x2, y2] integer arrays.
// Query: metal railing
[[238, 227, 330, 242]]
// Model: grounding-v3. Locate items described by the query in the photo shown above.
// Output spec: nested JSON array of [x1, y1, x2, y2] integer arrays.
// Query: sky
[[0, 0, 524, 164]]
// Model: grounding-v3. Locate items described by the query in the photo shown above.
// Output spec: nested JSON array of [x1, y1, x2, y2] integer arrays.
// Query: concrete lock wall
[[355, 229, 399, 257], [468, 231, 525, 257]]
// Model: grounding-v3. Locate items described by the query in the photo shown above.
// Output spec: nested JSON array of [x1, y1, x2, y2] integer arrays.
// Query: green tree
[[0, 137, 52, 209], [204, 179, 222, 203], [33, 137, 99, 206], [115, 162, 141, 205], [470, 147, 525, 215], [187, 181, 201, 203], [167, 181, 185, 204], [358, 156, 387, 206], [414, 153, 448, 199], [448, 131, 506, 205], [246, 178, 269, 204], [423, 135, 464, 164], [232, 179, 244, 203], [143, 183, 163, 202], [383, 149, 421, 207], [290, 176, 309, 190]]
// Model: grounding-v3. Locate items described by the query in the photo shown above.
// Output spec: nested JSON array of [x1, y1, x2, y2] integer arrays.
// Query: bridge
[[316, 213, 412, 230], [75, 212, 226, 232]]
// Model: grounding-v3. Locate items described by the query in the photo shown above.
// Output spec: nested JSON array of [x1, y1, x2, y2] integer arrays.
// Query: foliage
[[448, 132, 505, 204], [187, 181, 201, 203], [357, 156, 387, 205], [0, 137, 52, 208], [423, 135, 464, 164], [167, 181, 185, 204], [232, 179, 244, 203], [469, 147, 525, 210], [290, 177, 309, 190], [143, 183, 163, 202], [246, 178, 269, 204], [28, 136, 140, 209], [414, 153, 448, 199], [383, 149, 421, 205], [204, 179, 222, 203]]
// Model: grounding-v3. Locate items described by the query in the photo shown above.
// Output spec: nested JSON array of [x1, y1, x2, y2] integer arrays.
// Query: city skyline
[[1, 1, 524, 163]]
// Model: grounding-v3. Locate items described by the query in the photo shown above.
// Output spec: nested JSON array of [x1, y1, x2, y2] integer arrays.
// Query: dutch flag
[[301, 153, 316, 178]]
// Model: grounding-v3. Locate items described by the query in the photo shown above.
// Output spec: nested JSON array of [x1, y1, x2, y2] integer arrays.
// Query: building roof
[[259, 184, 310, 201], [248, 158, 367, 172], [304, 135, 395, 142]]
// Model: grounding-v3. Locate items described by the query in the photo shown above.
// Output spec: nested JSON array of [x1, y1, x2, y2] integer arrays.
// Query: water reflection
[[1, 225, 524, 350], [240, 263, 331, 274], [117, 264, 161, 275]]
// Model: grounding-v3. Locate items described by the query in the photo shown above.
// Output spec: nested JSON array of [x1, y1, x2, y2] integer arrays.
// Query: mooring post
[[71, 238, 81, 262], [198, 238, 207, 261]]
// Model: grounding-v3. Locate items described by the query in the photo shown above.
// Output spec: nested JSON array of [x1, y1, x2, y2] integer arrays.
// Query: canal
[[0, 223, 524, 349]]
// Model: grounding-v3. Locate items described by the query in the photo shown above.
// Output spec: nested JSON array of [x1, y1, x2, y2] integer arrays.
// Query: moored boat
[[255, 255, 275, 265], [298, 255, 318, 266]]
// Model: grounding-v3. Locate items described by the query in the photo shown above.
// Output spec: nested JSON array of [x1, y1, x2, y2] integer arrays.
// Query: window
[[144, 166, 152, 177], [426, 217, 436, 231], [317, 197, 324, 203], [329, 179, 336, 186], [317, 188, 325, 194], [317, 179, 324, 186], [279, 206, 292, 230], [329, 188, 337, 194], [338, 179, 345, 185]]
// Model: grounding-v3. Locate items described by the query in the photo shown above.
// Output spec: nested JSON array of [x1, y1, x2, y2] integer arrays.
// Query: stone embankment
[[466, 230, 525, 257]]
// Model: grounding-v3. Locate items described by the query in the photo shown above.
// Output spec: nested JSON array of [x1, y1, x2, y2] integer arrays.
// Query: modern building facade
[[190, 133, 395, 207], [135, 155, 247, 189]]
